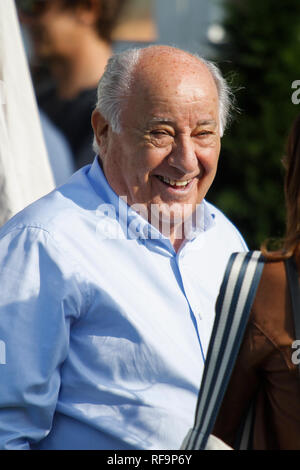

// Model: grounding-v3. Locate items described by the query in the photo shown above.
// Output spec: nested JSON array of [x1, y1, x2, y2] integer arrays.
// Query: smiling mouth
[[156, 175, 194, 189]]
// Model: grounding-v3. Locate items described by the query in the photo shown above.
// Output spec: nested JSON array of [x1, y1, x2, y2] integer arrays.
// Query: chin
[[149, 201, 195, 226]]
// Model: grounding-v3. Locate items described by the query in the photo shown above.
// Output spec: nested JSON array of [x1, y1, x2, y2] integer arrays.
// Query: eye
[[151, 130, 169, 137], [192, 131, 215, 141], [148, 129, 173, 147], [197, 131, 213, 136], [150, 129, 173, 140]]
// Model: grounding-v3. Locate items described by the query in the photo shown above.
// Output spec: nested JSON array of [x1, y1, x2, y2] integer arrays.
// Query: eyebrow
[[148, 118, 217, 127], [196, 119, 217, 127], [148, 117, 174, 126]]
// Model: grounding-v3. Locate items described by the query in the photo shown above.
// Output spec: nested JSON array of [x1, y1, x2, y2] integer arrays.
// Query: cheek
[[141, 146, 172, 171], [196, 143, 220, 173], [47, 19, 78, 48]]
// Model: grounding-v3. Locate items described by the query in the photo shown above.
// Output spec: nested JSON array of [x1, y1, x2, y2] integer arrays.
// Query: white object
[[205, 434, 233, 450], [0, 0, 54, 226]]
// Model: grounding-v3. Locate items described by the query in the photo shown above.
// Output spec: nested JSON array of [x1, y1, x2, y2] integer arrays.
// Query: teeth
[[158, 176, 192, 187]]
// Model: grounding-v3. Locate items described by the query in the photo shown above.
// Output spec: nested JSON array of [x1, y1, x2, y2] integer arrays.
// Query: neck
[[172, 236, 185, 253], [54, 37, 112, 99], [170, 223, 188, 253]]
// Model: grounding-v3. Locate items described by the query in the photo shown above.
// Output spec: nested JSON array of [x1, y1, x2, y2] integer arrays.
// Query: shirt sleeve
[[0, 226, 84, 449]]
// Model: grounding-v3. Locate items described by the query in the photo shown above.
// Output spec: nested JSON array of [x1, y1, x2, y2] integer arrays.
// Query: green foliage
[[207, 0, 300, 248]]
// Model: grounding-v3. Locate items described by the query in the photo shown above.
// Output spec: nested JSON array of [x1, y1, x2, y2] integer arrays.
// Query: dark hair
[[17, 0, 128, 42], [60, 0, 128, 42], [261, 113, 300, 262]]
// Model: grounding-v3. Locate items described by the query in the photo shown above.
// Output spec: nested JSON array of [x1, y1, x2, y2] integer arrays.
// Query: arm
[[0, 227, 83, 449], [213, 322, 269, 448]]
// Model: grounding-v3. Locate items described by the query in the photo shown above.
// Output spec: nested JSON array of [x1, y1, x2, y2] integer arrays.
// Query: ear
[[91, 109, 109, 154]]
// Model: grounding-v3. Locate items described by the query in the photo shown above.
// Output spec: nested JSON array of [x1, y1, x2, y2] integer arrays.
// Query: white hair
[[93, 46, 233, 154]]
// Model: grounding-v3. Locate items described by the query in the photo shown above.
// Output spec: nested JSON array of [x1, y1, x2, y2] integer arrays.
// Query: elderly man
[[0, 46, 247, 450]]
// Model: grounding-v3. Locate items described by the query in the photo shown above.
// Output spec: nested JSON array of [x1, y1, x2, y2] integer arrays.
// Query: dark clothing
[[38, 83, 97, 170], [214, 259, 300, 450]]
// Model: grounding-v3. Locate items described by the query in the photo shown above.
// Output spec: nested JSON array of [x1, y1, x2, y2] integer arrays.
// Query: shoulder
[[252, 259, 287, 315], [0, 165, 94, 241], [204, 200, 248, 249], [204, 200, 241, 231], [250, 259, 296, 348], [259, 258, 287, 287]]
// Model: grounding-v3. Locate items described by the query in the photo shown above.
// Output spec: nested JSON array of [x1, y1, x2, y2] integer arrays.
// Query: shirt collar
[[87, 156, 216, 242]]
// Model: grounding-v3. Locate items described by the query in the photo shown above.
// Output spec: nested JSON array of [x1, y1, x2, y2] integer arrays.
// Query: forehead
[[121, 51, 219, 128]]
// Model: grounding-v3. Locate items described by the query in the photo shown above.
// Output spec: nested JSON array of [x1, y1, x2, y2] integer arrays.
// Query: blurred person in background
[[17, 0, 128, 169], [39, 110, 74, 185]]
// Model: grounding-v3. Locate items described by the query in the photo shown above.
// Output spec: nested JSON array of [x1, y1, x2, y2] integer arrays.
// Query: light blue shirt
[[0, 157, 247, 450]]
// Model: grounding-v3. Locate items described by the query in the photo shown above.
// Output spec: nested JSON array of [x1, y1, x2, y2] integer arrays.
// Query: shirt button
[[196, 310, 203, 320]]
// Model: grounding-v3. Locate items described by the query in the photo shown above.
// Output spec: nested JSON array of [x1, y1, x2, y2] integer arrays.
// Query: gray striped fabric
[[181, 251, 264, 450]]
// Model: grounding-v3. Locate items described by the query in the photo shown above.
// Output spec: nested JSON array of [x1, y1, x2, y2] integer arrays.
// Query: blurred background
[[18, 0, 300, 249]]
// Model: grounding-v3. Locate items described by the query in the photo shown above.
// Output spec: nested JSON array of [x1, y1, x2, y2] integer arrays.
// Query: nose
[[167, 135, 198, 174]]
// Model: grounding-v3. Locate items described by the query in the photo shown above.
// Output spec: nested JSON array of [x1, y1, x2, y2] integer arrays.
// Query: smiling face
[[92, 48, 221, 241]]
